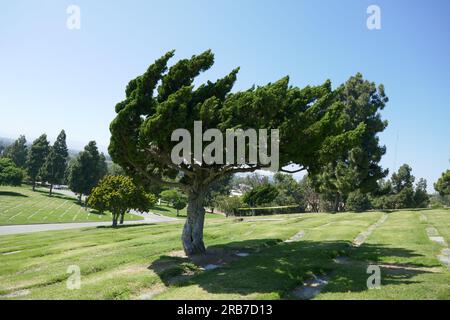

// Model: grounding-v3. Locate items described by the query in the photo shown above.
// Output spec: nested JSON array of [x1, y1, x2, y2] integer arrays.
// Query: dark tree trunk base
[[182, 190, 207, 256]]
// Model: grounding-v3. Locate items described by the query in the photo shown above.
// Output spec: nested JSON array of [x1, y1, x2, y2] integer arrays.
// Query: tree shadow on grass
[[149, 239, 439, 299], [34, 189, 78, 202], [96, 223, 156, 230], [0, 191, 28, 197]]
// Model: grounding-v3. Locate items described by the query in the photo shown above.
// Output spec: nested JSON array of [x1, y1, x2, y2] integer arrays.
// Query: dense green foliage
[[273, 173, 306, 209], [204, 175, 233, 213], [234, 205, 304, 216], [434, 169, 450, 197], [88, 175, 156, 226], [243, 183, 279, 206], [172, 197, 188, 216], [0, 158, 23, 186], [370, 164, 429, 209], [346, 189, 372, 212], [67, 141, 107, 202], [214, 195, 246, 217], [3, 135, 28, 168], [40, 130, 69, 195], [159, 189, 188, 216], [26, 134, 50, 190]]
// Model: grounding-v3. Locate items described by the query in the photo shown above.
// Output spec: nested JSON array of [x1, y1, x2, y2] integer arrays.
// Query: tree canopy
[[88, 175, 156, 226], [309, 74, 389, 211]]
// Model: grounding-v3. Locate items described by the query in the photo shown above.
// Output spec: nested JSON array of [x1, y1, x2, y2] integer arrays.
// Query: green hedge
[[234, 205, 305, 216]]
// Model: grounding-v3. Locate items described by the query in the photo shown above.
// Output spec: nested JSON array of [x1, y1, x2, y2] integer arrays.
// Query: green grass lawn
[[0, 209, 448, 300], [0, 185, 142, 225]]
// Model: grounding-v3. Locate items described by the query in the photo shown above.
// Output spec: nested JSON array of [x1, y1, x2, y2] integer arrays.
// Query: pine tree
[[40, 130, 69, 195], [67, 141, 107, 204], [26, 134, 50, 191], [4, 135, 28, 168]]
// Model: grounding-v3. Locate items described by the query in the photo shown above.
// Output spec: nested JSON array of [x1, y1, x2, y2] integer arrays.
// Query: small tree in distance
[[173, 197, 187, 217], [243, 184, 279, 207], [67, 141, 107, 204], [160, 189, 187, 216], [40, 130, 69, 196], [88, 175, 156, 227], [0, 158, 24, 186]]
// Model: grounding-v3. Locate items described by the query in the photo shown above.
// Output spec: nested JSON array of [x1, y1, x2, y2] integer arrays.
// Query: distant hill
[[0, 137, 14, 146]]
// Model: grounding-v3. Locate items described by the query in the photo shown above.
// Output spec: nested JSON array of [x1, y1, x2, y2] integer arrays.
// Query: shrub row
[[233, 205, 305, 216]]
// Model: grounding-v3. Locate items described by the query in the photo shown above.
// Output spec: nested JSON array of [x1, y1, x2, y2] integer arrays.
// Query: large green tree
[[4, 135, 28, 168], [311, 74, 389, 211], [40, 130, 69, 195], [67, 141, 107, 203], [109, 50, 372, 255], [26, 134, 50, 191]]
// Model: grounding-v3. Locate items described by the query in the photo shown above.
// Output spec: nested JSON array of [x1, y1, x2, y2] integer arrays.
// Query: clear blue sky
[[0, 0, 449, 190]]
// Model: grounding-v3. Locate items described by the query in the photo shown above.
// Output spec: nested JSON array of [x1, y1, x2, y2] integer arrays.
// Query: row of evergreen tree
[[0, 132, 107, 201]]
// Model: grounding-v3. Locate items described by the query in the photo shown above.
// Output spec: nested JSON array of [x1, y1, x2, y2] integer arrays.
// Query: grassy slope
[[317, 210, 450, 299], [0, 186, 142, 225], [1, 209, 448, 300]]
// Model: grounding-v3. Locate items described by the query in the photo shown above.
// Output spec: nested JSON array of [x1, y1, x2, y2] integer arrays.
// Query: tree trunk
[[182, 190, 206, 256], [333, 193, 341, 213], [112, 213, 118, 227], [78, 194, 82, 204], [32, 180, 36, 191], [120, 212, 125, 225], [49, 184, 53, 196]]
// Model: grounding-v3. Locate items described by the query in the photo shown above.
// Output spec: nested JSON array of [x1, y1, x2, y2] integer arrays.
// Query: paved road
[[0, 213, 178, 236]]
